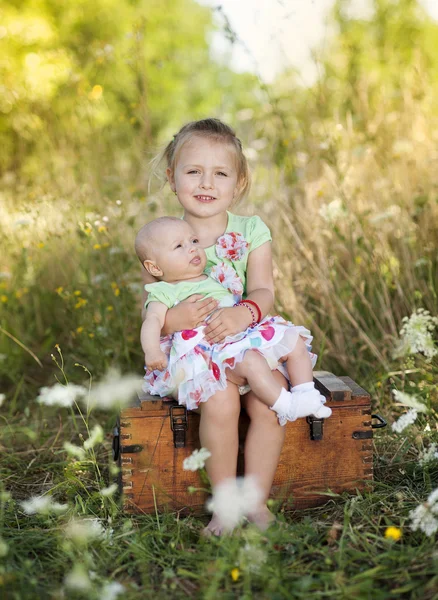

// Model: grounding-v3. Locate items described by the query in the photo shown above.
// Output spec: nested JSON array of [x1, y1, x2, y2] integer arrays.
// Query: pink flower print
[[216, 232, 249, 262], [189, 388, 203, 406], [209, 262, 243, 296], [211, 362, 221, 380]]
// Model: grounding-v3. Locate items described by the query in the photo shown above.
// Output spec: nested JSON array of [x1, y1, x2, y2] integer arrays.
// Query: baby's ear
[[143, 260, 163, 277]]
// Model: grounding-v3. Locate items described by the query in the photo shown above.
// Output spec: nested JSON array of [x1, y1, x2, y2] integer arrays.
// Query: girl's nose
[[200, 174, 213, 189]]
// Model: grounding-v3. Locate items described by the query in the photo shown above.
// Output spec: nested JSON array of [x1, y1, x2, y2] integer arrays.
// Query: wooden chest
[[113, 371, 386, 514]]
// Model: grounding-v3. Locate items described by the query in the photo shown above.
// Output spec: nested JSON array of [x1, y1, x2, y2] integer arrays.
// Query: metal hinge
[[170, 405, 188, 448], [307, 416, 324, 441]]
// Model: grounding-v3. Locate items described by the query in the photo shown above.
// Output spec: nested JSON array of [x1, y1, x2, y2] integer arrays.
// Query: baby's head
[[135, 217, 206, 283], [152, 118, 251, 207]]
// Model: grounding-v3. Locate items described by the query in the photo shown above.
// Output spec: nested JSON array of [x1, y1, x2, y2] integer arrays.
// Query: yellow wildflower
[[93, 244, 101, 250], [56, 287, 64, 294], [88, 333, 95, 339], [89, 85, 103, 100], [114, 288, 120, 297], [75, 298, 88, 309], [0, 282, 7, 290], [98, 226, 107, 233], [76, 327, 84, 334], [0, 295, 7, 303], [74, 290, 82, 296], [230, 568, 240, 582], [384, 526, 402, 541], [106, 306, 113, 312], [110, 282, 117, 289], [37, 242, 45, 249]]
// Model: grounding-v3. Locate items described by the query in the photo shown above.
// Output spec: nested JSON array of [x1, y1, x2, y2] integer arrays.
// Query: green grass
[[1, 404, 438, 599]]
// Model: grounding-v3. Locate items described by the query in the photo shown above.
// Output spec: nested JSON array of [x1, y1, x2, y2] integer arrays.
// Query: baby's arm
[[141, 302, 169, 371], [140, 267, 217, 333]]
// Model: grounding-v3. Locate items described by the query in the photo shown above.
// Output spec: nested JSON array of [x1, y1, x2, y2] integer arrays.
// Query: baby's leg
[[228, 350, 283, 406], [240, 370, 287, 530], [198, 384, 241, 536], [229, 349, 330, 422]]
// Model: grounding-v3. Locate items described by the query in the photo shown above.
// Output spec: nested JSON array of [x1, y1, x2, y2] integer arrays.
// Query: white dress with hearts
[[143, 230, 317, 410]]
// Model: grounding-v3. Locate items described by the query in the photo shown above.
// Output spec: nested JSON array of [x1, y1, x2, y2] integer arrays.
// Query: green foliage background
[[0, 1, 438, 598]]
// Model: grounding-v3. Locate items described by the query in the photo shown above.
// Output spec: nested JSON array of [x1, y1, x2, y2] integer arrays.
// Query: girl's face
[[167, 137, 239, 219]]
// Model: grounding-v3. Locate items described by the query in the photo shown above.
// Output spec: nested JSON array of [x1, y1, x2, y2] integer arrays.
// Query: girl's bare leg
[[241, 370, 288, 530], [199, 383, 241, 535]]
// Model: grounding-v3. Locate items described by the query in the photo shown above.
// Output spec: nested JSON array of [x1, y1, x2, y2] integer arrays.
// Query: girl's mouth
[[195, 195, 216, 202], [191, 256, 201, 265]]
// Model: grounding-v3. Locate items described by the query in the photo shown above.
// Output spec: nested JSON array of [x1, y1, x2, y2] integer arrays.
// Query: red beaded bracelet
[[236, 302, 257, 327], [239, 299, 262, 323]]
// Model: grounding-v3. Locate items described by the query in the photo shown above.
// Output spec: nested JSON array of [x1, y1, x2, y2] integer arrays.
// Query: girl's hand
[[204, 306, 253, 344], [146, 351, 168, 372], [165, 294, 218, 333]]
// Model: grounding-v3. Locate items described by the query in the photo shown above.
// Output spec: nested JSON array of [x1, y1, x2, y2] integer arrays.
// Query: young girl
[[141, 118, 324, 534], [136, 216, 331, 426]]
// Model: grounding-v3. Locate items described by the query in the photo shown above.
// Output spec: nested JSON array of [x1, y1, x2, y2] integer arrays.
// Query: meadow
[[1, 0, 438, 598]]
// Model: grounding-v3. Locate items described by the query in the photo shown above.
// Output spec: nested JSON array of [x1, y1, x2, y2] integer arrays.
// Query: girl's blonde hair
[[151, 118, 251, 202]]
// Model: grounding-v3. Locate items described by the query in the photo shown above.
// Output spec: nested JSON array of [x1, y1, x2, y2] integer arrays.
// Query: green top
[[144, 276, 235, 309], [144, 212, 272, 307], [204, 212, 271, 294]]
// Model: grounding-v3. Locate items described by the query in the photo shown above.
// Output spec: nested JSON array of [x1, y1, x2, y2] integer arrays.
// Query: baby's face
[[153, 221, 207, 282]]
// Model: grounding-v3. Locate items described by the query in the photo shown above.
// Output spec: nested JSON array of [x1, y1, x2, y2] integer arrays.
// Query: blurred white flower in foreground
[[100, 483, 118, 497], [21, 495, 69, 515], [36, 383, 87, 408], [0, 393, 5, 407], [83, 424, 104, 450], [0, 536, 9, 557], [183, 447, 211, 471], [318, 198, 347, 224], [64, 564, 92, 591], [63, 441, 86, 460], [391, 409, 418, 433], [392, 390, 427, 413], [394, 309, 438, 361], [65, 517, 105, 544], [99, 582, 125, 600], [206, 476, 263, 531], [419, 443, 438, 467], [239, 542, 267, 573], [85, 369, 142, 410], [409, 488, 438, 537]]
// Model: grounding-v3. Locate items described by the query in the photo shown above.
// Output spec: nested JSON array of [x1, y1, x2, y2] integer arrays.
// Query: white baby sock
[[270, 384, 332, 425]]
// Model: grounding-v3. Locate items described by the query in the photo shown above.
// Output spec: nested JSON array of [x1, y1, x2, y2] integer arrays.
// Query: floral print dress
[[143, 231, 316, 410]]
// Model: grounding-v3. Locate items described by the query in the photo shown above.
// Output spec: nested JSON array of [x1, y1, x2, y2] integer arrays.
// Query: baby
[[135, 217, 331, 424]]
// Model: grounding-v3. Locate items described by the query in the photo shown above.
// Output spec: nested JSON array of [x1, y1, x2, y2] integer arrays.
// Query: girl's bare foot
[[201, 513, 227, 537], [246, 505, 276, 531]]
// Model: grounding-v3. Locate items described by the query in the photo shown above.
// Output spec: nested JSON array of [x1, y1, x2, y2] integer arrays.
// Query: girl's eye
[[192, 238, 199, 244], [217, 171, 227, 177], [175, 244, 182, 249], [187, 170, 199, 175]]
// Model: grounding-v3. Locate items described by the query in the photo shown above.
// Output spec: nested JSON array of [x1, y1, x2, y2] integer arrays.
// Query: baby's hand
[[145, 351, 168, 372]]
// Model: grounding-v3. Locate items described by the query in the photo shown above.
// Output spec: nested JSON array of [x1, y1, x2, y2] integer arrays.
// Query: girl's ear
[[143, 260, 163, 278], [166, 167, 175, 193]]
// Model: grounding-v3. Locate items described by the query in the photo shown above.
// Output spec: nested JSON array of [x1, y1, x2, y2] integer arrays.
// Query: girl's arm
[[204, 242, 274, 344], [141, 302, 169, 371], [242, 241, 275, 316], [140, 268, 218, 334]]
